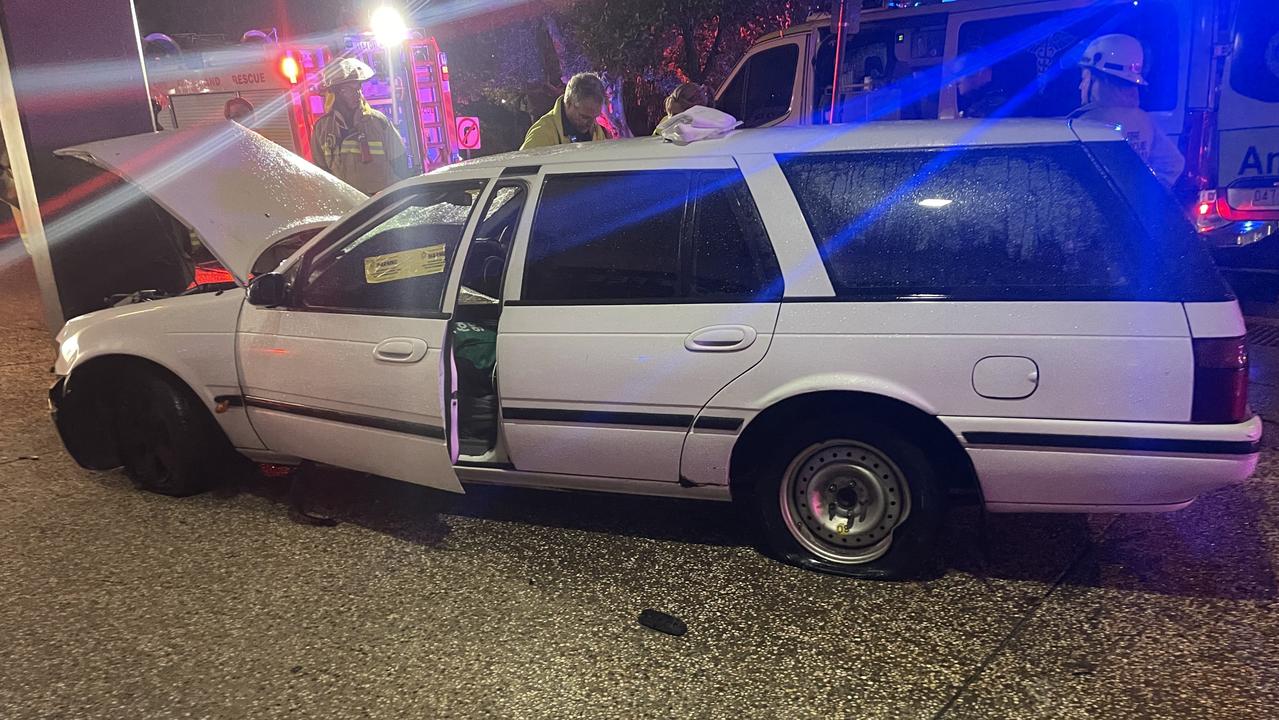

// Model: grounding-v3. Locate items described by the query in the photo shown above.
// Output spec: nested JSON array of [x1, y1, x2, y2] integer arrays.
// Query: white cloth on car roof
[[656, 106, 742, 145]]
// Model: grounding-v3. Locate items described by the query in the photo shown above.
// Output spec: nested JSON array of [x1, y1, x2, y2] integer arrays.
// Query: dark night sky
[[133, 0, 360, 39]]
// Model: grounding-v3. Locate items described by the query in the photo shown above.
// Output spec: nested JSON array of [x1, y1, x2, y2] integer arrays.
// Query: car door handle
[[685, 325, 758, 352], [373, 338, 429, 363]]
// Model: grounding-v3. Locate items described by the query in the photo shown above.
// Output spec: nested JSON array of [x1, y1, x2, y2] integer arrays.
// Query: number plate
[[1253, 187, 1279, 207], [1228, 186, 1279, 211]]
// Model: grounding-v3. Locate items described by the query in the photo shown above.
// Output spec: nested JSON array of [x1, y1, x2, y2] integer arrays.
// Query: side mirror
[[247, 272, 287, 307]]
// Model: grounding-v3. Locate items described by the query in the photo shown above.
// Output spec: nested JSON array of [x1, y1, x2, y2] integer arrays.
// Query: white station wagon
[[50, 120, 1260, 578]]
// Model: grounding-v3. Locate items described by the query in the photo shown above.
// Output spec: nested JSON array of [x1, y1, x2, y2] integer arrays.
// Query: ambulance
[[715, 0, 1279, 248]]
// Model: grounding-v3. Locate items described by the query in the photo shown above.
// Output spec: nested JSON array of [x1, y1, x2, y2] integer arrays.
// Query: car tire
[[749, 416, 946, 580], [112, 369, 232, 497]]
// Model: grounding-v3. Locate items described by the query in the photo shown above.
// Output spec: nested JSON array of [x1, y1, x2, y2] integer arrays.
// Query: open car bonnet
[[56, 123, 367, 285]]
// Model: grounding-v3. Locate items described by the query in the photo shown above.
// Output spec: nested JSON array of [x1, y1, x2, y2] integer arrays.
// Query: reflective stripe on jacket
[[311, 106, 406, 195]]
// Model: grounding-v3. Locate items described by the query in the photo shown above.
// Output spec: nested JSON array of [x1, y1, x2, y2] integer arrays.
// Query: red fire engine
[[146, 30, 462, 175]]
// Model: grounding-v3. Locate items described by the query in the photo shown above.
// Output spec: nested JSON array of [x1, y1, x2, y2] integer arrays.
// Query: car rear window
[[777, 142, 1230, 301]]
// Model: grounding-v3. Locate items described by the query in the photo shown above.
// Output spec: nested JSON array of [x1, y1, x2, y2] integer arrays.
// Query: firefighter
[[1071, 34, 1184, 188], [310, 58, 408, 194], [520, 72, 609, 150]]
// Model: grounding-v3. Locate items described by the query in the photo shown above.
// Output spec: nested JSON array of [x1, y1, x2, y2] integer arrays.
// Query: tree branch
[[680, 17, 700, 82], [700, 14, 725, 81]]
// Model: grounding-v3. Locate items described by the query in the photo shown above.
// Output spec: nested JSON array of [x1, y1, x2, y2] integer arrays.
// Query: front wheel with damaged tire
[[112, 369, 238, 497]]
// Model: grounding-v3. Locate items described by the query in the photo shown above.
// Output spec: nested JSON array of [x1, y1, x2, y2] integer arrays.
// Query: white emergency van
[[48, 121, 1258, 578], [716, 0, 1279, 247]]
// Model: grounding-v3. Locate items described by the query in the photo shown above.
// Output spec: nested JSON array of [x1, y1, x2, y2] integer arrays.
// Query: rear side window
[[689, 172, 783, 301], [525, 171, 685, 302], [778, 143, 1229, 301], [524, 170, 781, 303]]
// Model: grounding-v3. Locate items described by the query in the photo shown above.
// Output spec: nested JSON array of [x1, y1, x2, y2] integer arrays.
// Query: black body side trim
[[693, 416, 744, 431], [213, 394, 245, 407], [963, 431, 1259, 456], [502, 407, 693, 429], [503, 298, 777, 307], [502, 407, 746, 433], [244, 396, 445, 439], [455, 460, 516, 470]]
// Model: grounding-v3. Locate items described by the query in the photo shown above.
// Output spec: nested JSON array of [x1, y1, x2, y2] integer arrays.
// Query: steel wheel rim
[[779, 439, 911, 565]]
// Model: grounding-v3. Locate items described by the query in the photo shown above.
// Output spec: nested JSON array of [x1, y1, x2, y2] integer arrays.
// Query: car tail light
[[1192, 336, 1249, 423], [1194, 190, 1229, 234]]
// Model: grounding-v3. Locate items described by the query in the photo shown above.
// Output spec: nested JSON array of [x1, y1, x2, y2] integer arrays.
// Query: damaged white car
[[50, 121, 1260, 578]]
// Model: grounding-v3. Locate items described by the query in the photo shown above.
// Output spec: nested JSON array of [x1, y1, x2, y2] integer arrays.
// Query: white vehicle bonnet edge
[[55, 123, 367, 285]]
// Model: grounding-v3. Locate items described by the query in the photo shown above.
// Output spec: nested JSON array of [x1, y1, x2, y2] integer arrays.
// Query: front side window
[[524, 169, 782, 303], [779, 144, 1158, 299], [301, 181, 485, 315], [720, 43, 800, 128]]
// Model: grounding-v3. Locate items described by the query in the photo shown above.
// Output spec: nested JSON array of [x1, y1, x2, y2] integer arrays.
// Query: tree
[[559, 0, 816, 83], [552, 0, 820, 132]]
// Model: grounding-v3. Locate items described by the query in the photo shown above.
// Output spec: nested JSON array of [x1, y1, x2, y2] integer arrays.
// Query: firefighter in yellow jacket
[[311, 58, 408, 194], [520, 72, 610, 150]]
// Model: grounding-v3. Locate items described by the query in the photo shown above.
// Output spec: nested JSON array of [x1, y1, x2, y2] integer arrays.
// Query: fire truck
[[715, 0, 1279, 249], [145, 29, 463, 175], [141, 30, 465, 287]]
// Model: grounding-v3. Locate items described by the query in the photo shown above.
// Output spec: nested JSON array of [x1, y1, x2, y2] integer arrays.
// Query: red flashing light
[[279, 54, 302, 85], [1198, 202, 1211, 216]]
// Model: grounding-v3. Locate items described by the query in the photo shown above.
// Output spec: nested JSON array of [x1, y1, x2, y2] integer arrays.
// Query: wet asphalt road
[[1, 256, 1277, 719]]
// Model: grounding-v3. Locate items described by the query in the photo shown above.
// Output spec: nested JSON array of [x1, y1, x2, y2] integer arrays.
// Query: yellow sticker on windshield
[[364, 245, 447, 284]]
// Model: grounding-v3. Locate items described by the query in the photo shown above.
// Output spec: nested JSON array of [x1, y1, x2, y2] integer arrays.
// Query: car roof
[[433, 119, 1124, 175]]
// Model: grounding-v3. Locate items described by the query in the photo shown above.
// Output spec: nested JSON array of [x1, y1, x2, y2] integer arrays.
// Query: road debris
[[638, 609, 686, 637]]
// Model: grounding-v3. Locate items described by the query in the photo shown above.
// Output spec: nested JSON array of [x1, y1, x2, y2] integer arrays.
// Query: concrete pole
[[0, 0, 159, 332]]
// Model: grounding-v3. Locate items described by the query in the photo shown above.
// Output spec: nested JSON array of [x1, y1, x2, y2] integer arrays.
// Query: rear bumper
[[944, 415, 1262, 513]]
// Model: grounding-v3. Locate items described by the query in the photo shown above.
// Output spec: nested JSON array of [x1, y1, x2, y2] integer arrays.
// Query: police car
[[49, 121, 1259, 578]]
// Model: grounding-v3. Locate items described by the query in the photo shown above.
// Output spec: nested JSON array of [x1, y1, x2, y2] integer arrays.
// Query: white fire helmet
[[1079, 34, 1148, 86], [321, 57, 375, 90]]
